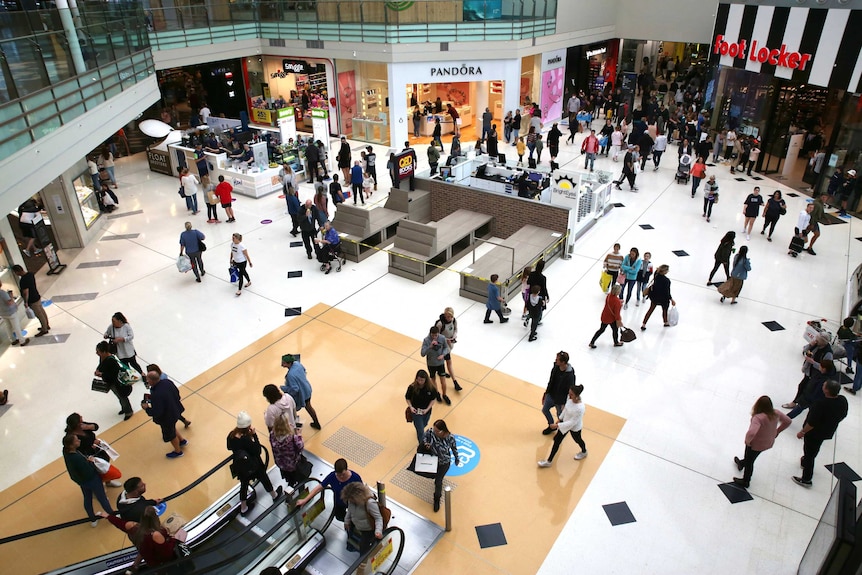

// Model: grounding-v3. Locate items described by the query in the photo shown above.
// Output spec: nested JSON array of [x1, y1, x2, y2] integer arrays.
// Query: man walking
[[299, 200, 324, 260], [350, 160, 365, 205], [280, 354, 322, 429], [566, 93, 580, 125], [793, 380, 848, 487], [481, 107, 493, 141], [541, 351, 575, 435], [13, 264, 49, 336], [614, 145, 638, 191], [142, 370, 187, 459], [581, 129, 600, 172], [511, 109, 522, 144], [179, 222, 206, 283]]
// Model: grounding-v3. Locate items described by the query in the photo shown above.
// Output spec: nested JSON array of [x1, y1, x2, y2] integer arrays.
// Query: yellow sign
[[371, 538, 394, 572], [252, 108, 272, 124], [302, 497, 325, 527]]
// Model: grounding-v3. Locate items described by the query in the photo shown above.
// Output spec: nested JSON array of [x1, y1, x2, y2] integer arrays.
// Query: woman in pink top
[[733, 396, 791, 488]]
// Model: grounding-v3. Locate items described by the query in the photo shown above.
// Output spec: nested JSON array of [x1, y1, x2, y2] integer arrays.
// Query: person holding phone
[[142, 371, 187, 459]]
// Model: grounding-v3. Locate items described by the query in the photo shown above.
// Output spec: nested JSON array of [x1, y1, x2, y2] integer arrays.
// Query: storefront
[[708, 2, 862, 196], [565, 41, 619, 98], [246, 56, 337, 136], [156, 58, 248, 124], [333, 60, 389, 145], [388, 59, 521, 148]]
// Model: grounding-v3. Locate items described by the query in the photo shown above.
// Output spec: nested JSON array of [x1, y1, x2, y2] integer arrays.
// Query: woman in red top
[[100, 506, 178, 570], [690, 156, 707, 198], [589, 284, 625, 348]]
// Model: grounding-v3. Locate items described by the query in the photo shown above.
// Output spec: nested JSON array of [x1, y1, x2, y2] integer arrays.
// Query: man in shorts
[[421, 325, 451, 404], [215, 175, 236, 223], [142, 371, 187, 459]]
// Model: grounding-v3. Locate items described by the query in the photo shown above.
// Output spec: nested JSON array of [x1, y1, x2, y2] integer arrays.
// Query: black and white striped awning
[[710, 3, 862, 93]]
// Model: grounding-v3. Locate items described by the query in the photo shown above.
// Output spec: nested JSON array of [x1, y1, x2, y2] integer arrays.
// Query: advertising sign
[[147, 148, 172, 176], [251, 108, 273, 125], [396, 149, 416, 183], [311, 108, 331, 167], [277, 107, 297, 144]]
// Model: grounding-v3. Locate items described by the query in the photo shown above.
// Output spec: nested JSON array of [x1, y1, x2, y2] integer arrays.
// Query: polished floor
[[0, 123, 860, 574]]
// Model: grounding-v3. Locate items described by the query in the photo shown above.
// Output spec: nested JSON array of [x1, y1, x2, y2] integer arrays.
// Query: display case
[[72, 170, 101, 229]]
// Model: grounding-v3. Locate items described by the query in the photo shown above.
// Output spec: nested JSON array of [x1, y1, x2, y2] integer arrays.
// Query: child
[[362, 171, 374, 199], [519, 266, 532, 320], [516, 137, 526, 165], [636, 252, 653, 305], [329, 173, 345, 205], [535, 134, 544, 164], [524, 284, 544, 342], [837, 318, 859, 375]]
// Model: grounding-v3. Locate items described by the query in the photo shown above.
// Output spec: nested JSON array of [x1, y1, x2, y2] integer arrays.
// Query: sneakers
[[442, 395, 451, 405], [574, 451, 588, 460], [435, 392, 443, 403], [781, 402, 797, 409], [11, 338, 30, 346], [635, 300, 639, 307], [542, 426, 554, 435], [528, 335, 537, 342], [523, 318, 529, 327], [537, 460, 552, 468], [453, 380, 463, 391], [166, 451, 184, 459], [483, 319, 493, 324], [500, 318, 509, 323], [623, 303, 628, 310], [746, 234, 750, 241], [792, 476, 812, 488], [105, 479, 123, 487], [179, 439, 188, 447], [90, 519, 100, 528]]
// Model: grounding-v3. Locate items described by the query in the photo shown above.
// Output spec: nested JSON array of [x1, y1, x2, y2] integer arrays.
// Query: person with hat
[[280, 355, 322, 430], [227, 411, 282, 515], [702, 174, 719, 222], [836, 169, 857, 217]]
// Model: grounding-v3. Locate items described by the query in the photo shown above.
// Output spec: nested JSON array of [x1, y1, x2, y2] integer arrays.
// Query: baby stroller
[[314, 241, 344, 274], [675, 153, 692, 184]]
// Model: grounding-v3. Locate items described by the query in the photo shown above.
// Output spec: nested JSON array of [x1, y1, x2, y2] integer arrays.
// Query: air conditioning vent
[[269, 38, 285, 47], [440, 42, 449, 52], [306, 40, 324, 50]]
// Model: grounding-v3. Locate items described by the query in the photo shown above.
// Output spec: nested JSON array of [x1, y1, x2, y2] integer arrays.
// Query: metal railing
[[146, 0, 557, 50]]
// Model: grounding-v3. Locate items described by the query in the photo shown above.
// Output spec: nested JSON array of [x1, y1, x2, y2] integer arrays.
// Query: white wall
[[615, 0, 719, 43]]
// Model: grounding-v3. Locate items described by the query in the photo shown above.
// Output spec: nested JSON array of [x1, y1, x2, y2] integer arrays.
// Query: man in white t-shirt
[[199, 104, 211, 125]]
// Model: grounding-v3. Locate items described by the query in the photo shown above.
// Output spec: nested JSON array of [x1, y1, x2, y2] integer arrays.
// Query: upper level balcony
[[146, 0, 557, 50]]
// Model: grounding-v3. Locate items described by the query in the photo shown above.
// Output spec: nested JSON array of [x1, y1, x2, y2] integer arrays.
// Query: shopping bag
[[667, 306, 679, 327], [617, 273, 627, 285], [600, 271, 612, 292], [25, 307, 35, 320], [229, 265, 239, 283], [98, 440, 120, 461], [98, 463, 122, 482], [177, 255, 192, 273]]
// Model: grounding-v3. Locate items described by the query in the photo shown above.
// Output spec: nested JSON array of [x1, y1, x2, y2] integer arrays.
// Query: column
[[55, 0, 87, 75], [388, 63, 408, 151]]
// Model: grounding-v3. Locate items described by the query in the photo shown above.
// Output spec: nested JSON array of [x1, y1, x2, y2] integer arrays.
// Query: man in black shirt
[[13, 265, 49, 335], [117, 477, 162, 521], [95, 341, 133, 419], [793, 379, 848, 487]]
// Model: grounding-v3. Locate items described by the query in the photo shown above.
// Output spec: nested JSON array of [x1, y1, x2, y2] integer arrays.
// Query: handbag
[[405, 406, 413, 423], [91, 378, 110, 393], [93, 457, 110, 474], [107, 327, 118, 355], [177, 185, 185, 198], [295, 454, 313, 482], [198, 239, 207, 252], [620, 327, 637, 343], [642, 281, 653, 299]]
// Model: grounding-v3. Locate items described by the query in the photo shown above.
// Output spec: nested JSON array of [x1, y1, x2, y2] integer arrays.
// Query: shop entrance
[[406, 81, 504, 150]]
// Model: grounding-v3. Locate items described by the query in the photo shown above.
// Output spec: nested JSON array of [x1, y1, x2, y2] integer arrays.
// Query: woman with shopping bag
[[718, 246, 751, 305], [64, 412, 123, 487]]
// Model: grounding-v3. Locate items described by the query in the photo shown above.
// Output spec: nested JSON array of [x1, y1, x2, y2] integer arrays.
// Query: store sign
[[282, 59, 310, 74], [147, 149, 172, 176], [430, 65, 483, 77], [586, 47, 606, 59], [311, 108, 328, 119], [713, 35, 812, 71], [547, 55, 562, 66]]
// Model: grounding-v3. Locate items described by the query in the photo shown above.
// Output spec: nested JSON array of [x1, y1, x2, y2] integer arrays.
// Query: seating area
[[459, 225, 567, 303], [388, 209, 494, 284], [331, 203, 408, 262]]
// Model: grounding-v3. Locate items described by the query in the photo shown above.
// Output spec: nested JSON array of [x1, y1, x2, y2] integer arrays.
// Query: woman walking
[[761, 190, 786, 242], [422, 419, 460, 512], [690, 156, 707, 198], [230, 233, 252, 296], [707, 232, 735, 284], [538, 384, 588, 467], [270, 413, 305, 487], [105, 312, 143, 376], [227, 411, 282, 515], [589, 284, 625, 348], [719, 245, 751, 304], [702, 175, 719, 222], [640, 264, 675, 330], [635, 251, 653, 306], [742, 186, 764, 240], [99, 146, 118, 188], [63, 434, 115, 526], [619, 247, 642, 309], [435, 307, 462, 391], [732, 396, 791, 488], [405, 369, 436, 445]]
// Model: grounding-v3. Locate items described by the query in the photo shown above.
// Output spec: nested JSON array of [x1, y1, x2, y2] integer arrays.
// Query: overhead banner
[[710, 3, 862, 92]]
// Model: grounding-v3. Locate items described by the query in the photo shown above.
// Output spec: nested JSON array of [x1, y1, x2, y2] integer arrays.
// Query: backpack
[[230, 448, 258, 479]]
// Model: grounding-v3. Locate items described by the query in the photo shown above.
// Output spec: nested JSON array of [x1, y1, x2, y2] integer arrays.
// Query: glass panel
[[109, 30, 131, 61], [0, 128, 32, 160], [2, 37, 50, 99], [35, 32, 75, 85]]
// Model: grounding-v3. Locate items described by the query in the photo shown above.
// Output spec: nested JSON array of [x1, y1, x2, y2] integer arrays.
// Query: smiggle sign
[[713, 35, 812, 71]]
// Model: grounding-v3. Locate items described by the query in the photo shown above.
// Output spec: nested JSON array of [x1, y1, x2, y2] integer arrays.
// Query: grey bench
[[388, 209, 494, 283], [331, 204, 407, 262], [459, 225, 567, 303]]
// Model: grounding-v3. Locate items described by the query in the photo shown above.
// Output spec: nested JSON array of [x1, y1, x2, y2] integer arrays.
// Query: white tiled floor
[[2, 125, 860, 574]]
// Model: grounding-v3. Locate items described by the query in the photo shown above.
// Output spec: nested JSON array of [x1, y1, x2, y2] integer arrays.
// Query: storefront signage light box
[[282, 59, 311, 74], [586, 47, 606, 59], [430, 65, 483, 77], [713, 35, 811, 71], [311, 109, 329, 119]]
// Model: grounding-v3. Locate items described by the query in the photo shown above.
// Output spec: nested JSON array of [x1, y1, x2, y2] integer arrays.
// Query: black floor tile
[[734, 177, 747, 182], [287, 271, 303, 278], [672, 250, 689, 257], [856, 237, 862, 242], [603, 501, 636, 526], [826, 462, 862, 482], [718, 482, 754, 503], [639, 224, 654, 230], [475, 523, 507, 548], [787, 193, 800, 197], [822, 213, 848, 225], [751, 176, 763, 180], [762, 321, 785, 332], [613, 203, 625, 208], [285, 307, 302, 317], [290, 241, 303, 248]]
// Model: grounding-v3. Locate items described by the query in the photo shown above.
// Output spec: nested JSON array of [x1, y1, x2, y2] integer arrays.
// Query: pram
[[314, 241, 344, 274], [675, 153, 692, 184]]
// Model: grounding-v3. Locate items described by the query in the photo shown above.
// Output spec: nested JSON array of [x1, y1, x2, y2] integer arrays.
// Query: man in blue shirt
[[350, 160, 365, 205], [295, 458, 360, 521], [179, 222, 206, 282], [280, 354, 321, 429], [314, 221, 342, 274]]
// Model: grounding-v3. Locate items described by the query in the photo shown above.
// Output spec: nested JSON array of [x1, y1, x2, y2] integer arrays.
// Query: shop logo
[[282, 59, 310, 74], [547, 55, 562, 66], [586, 47, 606, 58], [430, 65, 483, 77], [713, 35, 812, 71], [385, 1, 415, 10], [311, 108, 328, 119], [446, 435, 480, 476]]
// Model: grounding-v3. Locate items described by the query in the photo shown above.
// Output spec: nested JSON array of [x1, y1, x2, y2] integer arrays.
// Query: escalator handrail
[[0, 445, 272, 546], [343, 526, 406, 575], [163, 478, 336, 575]]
